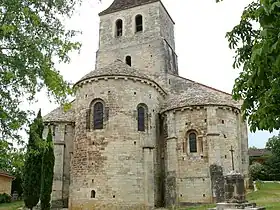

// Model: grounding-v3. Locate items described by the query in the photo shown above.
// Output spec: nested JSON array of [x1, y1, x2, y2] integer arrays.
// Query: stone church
[[43, 0, 249, 209]]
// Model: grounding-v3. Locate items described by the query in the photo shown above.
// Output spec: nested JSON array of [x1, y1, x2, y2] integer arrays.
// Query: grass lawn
[[179, 182, 280, 210], [0, 201, 24, 210], [247, 181, 280, 210], [177, 204, 215, 210], [1, 183, 280, 210]]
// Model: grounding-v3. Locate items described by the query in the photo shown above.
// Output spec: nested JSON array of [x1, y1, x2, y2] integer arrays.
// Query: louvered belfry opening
[[93, 102, 104, 129]]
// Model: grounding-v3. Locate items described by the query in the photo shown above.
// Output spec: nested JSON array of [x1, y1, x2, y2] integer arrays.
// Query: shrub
[[249, 162, 267, 181], [255, 180, 263, 190], [0, 193, 12, 203]]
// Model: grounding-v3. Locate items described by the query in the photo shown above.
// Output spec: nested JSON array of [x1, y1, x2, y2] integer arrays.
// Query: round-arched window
[[189, 133, 197, 153]]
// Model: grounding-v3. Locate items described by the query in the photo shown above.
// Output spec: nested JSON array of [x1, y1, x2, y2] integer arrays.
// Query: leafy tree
[[262, 133, 280, 180], [0, 141, 24, 175], [216, 0, 280, 132], [23, 110, 44, 210], [263, 155, 280, 180], [0, 0, 82, 142], [266, 133, 280, 155], [0, 141, 25, 197], [40, 127, 55, 210]]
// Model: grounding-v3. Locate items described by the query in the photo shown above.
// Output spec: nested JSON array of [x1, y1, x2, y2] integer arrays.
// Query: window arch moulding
[[86, 99, 109, 131]]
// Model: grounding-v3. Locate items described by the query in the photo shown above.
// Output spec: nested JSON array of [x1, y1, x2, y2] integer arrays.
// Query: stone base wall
[[69, 200, 153, 210], [178, 177, 212, 203]]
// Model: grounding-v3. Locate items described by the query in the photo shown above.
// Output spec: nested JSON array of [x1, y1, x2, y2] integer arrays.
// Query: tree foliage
[[261, 133, 280, 181], [217, 0, 280, 132], [0, 140, 25, 197], [23, 110, 44, 210], [0, 140, 25, 177], [266, 132, 280, 155], [40, 127, 55, 210], [0, 0, 82, 141]]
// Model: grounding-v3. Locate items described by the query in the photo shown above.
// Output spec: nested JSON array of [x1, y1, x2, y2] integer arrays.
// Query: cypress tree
[[23, 110, 44, 209], [40, 127, 55, 210]]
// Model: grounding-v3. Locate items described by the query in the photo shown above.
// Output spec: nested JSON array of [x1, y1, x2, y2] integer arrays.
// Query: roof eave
[[0, 173, 15, 179], [99, 0, 159, 16]]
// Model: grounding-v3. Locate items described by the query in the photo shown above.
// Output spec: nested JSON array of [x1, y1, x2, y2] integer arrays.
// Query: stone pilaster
[[206, 107, 221, 166], [165, 111, 178, 207], [143, 147, 155, 207]]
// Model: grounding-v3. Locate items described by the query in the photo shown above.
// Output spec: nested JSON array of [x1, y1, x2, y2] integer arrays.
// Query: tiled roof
[[43, 101, 75, 123], [0, 170, 14, 179], [76, 60, 154, 85], [44, 60, 159, 123], [162, 76, 241, 112], [99, 0, 159, 16], [248, 148, 271, 157], [44, 62, 243, 122]]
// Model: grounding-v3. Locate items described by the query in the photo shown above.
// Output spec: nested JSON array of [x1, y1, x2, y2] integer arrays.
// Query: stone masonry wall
[[70, 78, 164, 210], [96, 2, 175, 78], [0, 175, 13, 195], [172, 107, 210, 204], [162, 105, 248, 205], [159, 3, 175, 50], [215, 107, 240, 173]]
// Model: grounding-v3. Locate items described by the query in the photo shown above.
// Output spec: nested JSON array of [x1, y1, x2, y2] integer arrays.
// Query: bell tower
[[96, 0, 178, 75]]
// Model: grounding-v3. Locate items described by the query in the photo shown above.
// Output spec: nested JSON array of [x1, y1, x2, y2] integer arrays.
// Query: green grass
[[178, 182, 280, 210], [247, 181, 280, 210], [0, 201, 24, 210], [177, 204, 215, 210], [1, 183, 280, 210]]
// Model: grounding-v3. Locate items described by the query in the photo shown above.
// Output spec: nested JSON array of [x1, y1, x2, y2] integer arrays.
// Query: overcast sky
[[28, 0, 278, 148]]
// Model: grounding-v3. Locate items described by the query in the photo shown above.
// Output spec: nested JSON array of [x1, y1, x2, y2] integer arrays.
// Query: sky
[[28, 0, 278, 148]]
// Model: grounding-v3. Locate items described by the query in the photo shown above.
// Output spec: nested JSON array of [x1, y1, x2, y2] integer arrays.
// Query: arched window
[[135, 15, 143, 32], [126, 56, 131, 66], [137, 105, 145, 131], [189, 133, 197, 153], [93, 102, 104, 129], [91, 190, 96, 198], [116, 19, 123, 37]]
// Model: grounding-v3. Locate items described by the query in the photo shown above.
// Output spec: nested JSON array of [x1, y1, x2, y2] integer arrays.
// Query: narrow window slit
[[126, 56, 131, 66], [116, 19, 123, 37], [135, 15, 143, 32], [189, 133, 197, 153], [91, 190, 96, 198]]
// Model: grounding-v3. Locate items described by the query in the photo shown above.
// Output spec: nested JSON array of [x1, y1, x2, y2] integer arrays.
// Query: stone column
[[50, 124, 66, 208], [165, 111, 178, 207], [206, 107, 221, 165], [206, 107, 224, 202], [143, 147, 154, 207]]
